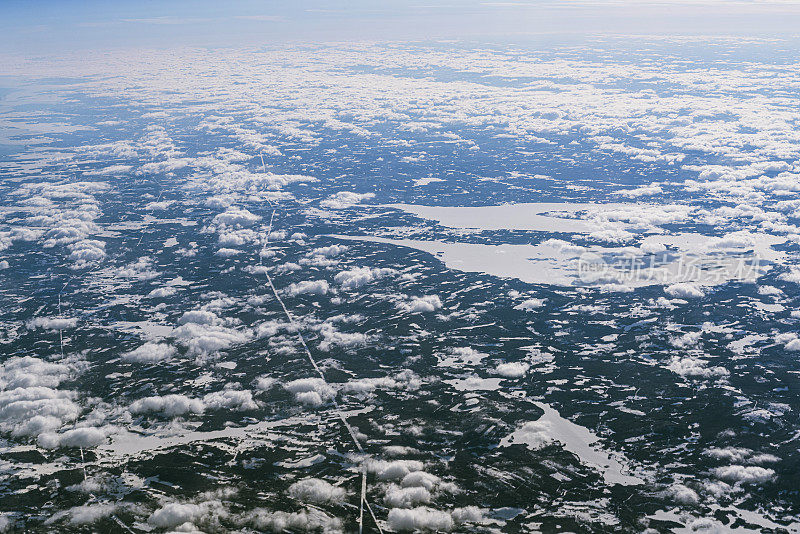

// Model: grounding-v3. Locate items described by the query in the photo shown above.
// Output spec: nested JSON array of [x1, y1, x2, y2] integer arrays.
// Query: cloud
[[665, 282, 705, 298], [711, 465, 775, 484], [342, 371, 421, 394], [202, 389, 258, 411], [148, 503, 204, 528], [504, 420, 554, 449], [121, 342, 176, 363], [0, 356, 77, 389], [178, 310, 220, 325], [334, 266, 396, 289], [320, 191, 375, 209], [147, 286, 178, 298], [284, 378, 336, 407], [664, 484, 700, 505], [212, 206, 261, 227], [364, 459, 424, 481], [215, 247, 242, 257], [494, 361, 529, 378], [37, 426, 112, 449], [398, 295, 442, 313], [172, 311, 252, 355], [247, 508, 343, 534], [401, 471, 440, 490], [286, 279, 330, 296], [27, 317, 78, 330], [288, 478, 346, 505], [666, 356, 728, 379], [387, 507, 454, 532], [0, 379, 81, 439], [317, 323, 368, 352], [514, 298, 546, 311], [384, 485, 432, 508], [67, 239, 106, 268], [312, 244, 348, 257], [47, 503, 120, 526], [129, 394, 205, 416]]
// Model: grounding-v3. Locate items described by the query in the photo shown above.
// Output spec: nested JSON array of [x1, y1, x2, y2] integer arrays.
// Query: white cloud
[[129, 394, 205, 416], [38, 426, 112, 449], [711, 465, 775, 484], [212, 206, 261, 227], [364, 459, 424, 481], [27, 317, 78, 330], [514, 298, 545, 311], [202, 389, 258, 411], [387, 507, 454, 532], [665, 484, 699, 505], [665, 282, 705, 298], [288, 478, 346, 505], [147, 286, 178, 298], [286, 279, 330, 296], [47, 503, 120, 526], [384, 485, 431, 508], [247, 508, 342, 534], [67, 239, 106, 268], [503, 420, 553, 449], [398, 295, 442, 313], [312, 244, 348, 257], [148, 503, 204, 528], [494, 361, 529, 378], [320, 191, 375, 209], [121, 342, 176, 363], [284, 378, 336, 407], [334, 266, 396, 289], [666, 356, 728, 379]]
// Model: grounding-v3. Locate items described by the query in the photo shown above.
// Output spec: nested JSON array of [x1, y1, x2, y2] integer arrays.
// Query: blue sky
[[2, 0, 800, 53]]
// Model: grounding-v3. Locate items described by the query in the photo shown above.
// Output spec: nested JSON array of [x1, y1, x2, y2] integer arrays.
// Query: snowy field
[[2, 30, 800, 533]]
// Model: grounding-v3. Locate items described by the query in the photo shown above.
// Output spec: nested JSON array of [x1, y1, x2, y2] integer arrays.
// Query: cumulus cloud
[[247, 508, 342, 534], [129, 394, 205, 416], [172, 311, 251, 355], [312, 244, 348, 257], [0, 356, 83, 440], [130, 390, 256, 417], [27, 317, 78, 330], [317, 323, 368, 352], [147, 286, 178, 298], [342, 371, 421, 394], [711, 465, 775, 484], [667, 356, 728, 379], [320, 191, 375, 209], [385, 485, 432, 508], [286, 279, 330, 297], [494, 361, 529, 378], [148, 503, 205, 528], [398, 295, 442, 313], [665, 282, 705, 298], [38, 426, 113, 449], [334, 266, 396, 289], [284, 378, 336, 407], [665, 484, 700, 505], [504, 420, 553, 449], [47, 503, 120, 526], [514, 298, 546, 311], [387, 507, 453, 532], [202, 389, 258, 411], [364, 459, 424, 481], [215, 247, 241, 257], [67, 239, 106, 268], [288, 478, 346, 505], [121, 342, 176, 363], [212, 206, 261, 227]]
